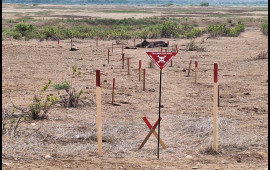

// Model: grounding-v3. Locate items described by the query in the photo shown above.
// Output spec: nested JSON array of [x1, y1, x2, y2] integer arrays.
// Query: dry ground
[[2, 4, 268, 170]]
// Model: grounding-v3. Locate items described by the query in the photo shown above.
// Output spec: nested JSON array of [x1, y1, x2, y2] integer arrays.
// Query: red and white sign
[[146, 52, 177, 70]]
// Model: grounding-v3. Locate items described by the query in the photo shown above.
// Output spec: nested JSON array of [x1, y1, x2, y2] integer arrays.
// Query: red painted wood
[[195, 61, 198, 68], [113, 78, 115, 89], [139, 60, 141, 69], [214, 63, 218, 83], [96, 70, 100, 87]]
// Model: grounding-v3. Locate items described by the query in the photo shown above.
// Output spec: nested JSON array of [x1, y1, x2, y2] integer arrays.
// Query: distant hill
[[2, 0, 268, 6]]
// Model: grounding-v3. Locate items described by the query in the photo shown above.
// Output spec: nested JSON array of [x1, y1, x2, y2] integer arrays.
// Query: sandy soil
[[2, 4, 268, 170]]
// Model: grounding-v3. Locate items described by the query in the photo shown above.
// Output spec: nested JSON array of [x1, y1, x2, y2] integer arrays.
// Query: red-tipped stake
[[195, 61, 198, 83], [122, 53, 125, 69], [143, 69, 146, 91], [187, 60, 192, 77], [58, 39, 60, 48], [175, 45, 178, 53], [139, 60, 142, 81], [112, 78, 115, 105], [127, 57, 130, 75], [108, 49, 110, 64], [96, 37, 99, 47], [213, 63, 219, 152], [96, 70, 102, 156]]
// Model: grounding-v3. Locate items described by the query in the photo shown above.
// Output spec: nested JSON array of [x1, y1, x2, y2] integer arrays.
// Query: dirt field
[[2, 4, 268, 170]]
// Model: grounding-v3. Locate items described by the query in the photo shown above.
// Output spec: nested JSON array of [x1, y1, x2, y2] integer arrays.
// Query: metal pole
[[157, 69, 162, 159]]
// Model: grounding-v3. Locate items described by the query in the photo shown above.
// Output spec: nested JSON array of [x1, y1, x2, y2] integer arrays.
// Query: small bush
[[53, 81, 71, 90], [15, 22, 36, 37], [262, 23, 268, 36], [200, 2, 210, 6]]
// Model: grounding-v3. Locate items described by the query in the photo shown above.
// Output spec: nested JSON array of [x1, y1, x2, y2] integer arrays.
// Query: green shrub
[[262, 23, 268, 35], [53, 81, 71, 90], [15, 22, 36, 37], [200, 2, 209, 6]]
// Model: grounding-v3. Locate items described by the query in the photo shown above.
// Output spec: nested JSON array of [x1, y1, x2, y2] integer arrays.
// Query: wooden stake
[[108, 49, 110, 64], [138, 117, 162, 150], [112, 78, 115, 105], [71, 39, 72, 49], [142, 117, 167, 149], [122, 53, 125, 69], [127, 57, 130, 75], [195, 61, 198, 84], [96, 70, 102, 156], [187, 60, 192, 77], [112, 43, 113, 53], [58, 39, 59, 48], [213, 63, 218, 152], [139, 60, 142, 81], [143, 69, 146, 91], [96, 37, 98, 47]]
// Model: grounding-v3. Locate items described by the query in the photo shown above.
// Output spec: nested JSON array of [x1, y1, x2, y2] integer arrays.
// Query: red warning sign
[[146, 52, 178, 70]]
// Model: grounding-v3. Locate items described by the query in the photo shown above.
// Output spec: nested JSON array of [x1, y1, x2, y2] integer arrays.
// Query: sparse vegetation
[[200, 1, 209, 6], [2, 18, 246, 40], [261, 23, 268, 35]]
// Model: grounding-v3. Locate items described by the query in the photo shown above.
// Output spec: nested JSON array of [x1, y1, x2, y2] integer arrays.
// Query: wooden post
[[127, 57, 130, 75], [187, 60, 192, 77], [112, 43, 113, 53], [96, 70, 102, 156], [195, 61, 198, 84], [107, 49, 110, 64], [139, 60, 142, 81], [122, 53, 125, 69], [143, 69, 146, 91], [213, 63, 218, 152], [112, 78, 115, 105], [71, 39, 72, 49], [58, 39, 59, 48], [218, 85, 220, 107], [96, 37, 98, 47]]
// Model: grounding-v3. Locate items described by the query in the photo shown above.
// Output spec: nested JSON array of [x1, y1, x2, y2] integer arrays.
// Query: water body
[[2, 0, 268, 6]]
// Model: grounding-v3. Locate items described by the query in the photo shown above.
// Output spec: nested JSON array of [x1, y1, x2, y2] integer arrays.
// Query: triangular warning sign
[[146, 52, 178, 70]]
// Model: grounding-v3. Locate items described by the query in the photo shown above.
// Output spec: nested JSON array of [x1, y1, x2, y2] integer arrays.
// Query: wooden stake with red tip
[[187, 60, 192, 77], [96, 37, 99, 47], [107, 49, 110, 64], [195, 61, 198, 83], [127, 57, 130, 75], [122, 53, 125, 69], [139, 60, 142, 81], [96, 70, 102, 156], [112, 78, 115, 105], [143, 69, 146, 91], [213, 63, 219, 152]]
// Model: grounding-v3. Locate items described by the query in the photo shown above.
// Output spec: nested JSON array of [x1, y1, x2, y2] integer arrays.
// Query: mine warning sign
[[146, 52, 178, 70]]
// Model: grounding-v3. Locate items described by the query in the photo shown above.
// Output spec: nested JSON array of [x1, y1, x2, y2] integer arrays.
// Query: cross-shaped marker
[[142, 117, 167, 149], [138, 117, 162, 149]]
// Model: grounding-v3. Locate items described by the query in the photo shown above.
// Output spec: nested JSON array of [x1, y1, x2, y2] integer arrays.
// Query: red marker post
[[112, 78, 115, 105], [213, 63, 219, 152], [195, 61, 198, 83], [127, 57, 130, 75], [96, 37, 99, 47], [139, 60, 142, 81], [108, 49, 110, 64], [143, 69, 146, 91], [187, 60, 192, 77], [96, 70, 102, 156], [122, 53, 125, 69]]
